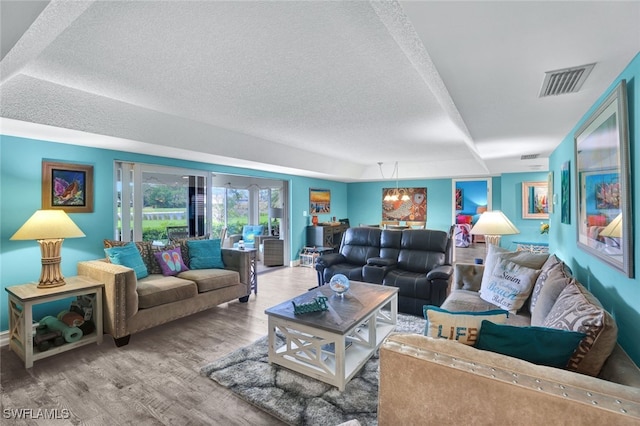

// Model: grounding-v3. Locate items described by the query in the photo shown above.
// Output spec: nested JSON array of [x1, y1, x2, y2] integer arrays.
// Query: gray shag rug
[[200, 313, 426, 426]]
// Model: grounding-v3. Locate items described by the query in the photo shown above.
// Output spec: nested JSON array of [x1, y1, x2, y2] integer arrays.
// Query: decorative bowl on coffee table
[[329, 274, 350, 297]]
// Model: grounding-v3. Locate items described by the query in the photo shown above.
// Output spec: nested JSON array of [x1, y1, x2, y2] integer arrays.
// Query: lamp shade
[[11, 210, 85, 240], [600, 213, 622, 238], [470, 210, 520, 236], [269, 207, 283, 219]]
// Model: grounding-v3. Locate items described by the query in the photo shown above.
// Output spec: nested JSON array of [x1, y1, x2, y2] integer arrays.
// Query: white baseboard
[[0, 330, 9, 347]]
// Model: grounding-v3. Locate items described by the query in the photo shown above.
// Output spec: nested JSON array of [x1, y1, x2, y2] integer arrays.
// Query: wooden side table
[[5, 276, 104, 368]]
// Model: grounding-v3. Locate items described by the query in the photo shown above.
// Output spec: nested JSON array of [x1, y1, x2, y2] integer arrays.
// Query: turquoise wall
[[549, 52, 640, 364], [455, 180, 488, 215], [0, 135, 348, 330], [347, 179, 452, 233]]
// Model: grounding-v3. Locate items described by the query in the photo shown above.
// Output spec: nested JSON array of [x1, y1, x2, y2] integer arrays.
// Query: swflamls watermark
[[3, 408, 71, 420]]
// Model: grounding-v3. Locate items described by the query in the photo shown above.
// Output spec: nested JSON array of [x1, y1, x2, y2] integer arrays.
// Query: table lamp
[[600, 213, 622, 238], [269, 207, 283, 236], [470, 210, 519, 246], [10, 210, 86, 288]]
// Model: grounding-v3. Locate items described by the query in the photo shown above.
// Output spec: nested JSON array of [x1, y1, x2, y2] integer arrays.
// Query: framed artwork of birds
[[42, 161, 94, 213]]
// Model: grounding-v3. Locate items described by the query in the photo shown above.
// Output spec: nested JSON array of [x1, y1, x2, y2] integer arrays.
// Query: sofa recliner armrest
[[427, 264, 453, 281], [366, 257, 397, 267], [315, 253, 347, 269]]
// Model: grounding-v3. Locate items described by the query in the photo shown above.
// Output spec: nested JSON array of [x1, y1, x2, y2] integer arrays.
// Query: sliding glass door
[[114, 163, 289, 264]]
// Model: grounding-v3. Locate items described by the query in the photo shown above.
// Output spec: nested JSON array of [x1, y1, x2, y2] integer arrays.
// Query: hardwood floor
[[1, 267, 318, 426], [453, 241, 487, 264], [1, 254, 481, 425]]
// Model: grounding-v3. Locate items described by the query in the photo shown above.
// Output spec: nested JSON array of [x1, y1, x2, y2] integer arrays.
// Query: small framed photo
[[42, 161, 94, 213], [522, 181, 549, 219]]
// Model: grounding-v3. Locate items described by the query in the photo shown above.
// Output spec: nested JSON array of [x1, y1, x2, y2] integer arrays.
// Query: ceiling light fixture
[[379, 162, 410, 202]]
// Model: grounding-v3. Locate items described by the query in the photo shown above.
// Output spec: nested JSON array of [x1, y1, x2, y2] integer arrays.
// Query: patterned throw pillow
[[187, 239, 224, 270], [423, 305, 509, 346], [528, 254, 563, 313], [542, 281, 618, 376], [475, 320, 586, 368], [530, 265, 573, 326], [153, 246, 189, 276], [104, 239, 162, 275], [480, 258, 541, 313], [104, 242, 149, 279]]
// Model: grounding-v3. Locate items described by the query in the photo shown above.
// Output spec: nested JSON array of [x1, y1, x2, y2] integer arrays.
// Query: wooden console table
[[306, 223, 349, 252]]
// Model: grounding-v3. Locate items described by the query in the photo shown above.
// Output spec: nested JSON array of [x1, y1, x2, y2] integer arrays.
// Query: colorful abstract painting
[[382, 187, 427, 221], [455, 188, 463, 210], [309, 188, 331, 214], [42, 161, 94, 212]]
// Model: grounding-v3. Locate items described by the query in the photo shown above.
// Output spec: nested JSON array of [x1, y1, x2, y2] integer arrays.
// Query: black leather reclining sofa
[[315, 227, 454, 316]]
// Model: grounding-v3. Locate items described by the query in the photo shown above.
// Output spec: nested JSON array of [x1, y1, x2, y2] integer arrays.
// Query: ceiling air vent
[[521, 154, 540, 160], [539, 63, 595, 97]]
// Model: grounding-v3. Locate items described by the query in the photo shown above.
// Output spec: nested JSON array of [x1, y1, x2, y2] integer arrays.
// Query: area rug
[[200, 313, 426, 426]]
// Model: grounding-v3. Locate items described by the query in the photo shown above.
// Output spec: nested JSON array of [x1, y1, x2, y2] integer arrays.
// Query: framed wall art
[[561, 161, 571, 224], [455, 188, 463, 210], [382, 187, 427, 221], [42, 161, 94, 213], [522, 181, 548, 219], [547, 172, 553, 214], [574, 80, 633, 277], [309, 188, 331, 214]]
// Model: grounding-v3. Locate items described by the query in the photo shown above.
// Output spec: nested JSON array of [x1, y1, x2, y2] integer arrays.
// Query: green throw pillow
[[474, 320, 586, 368], [104, 242, 149, 279], [187, 239, 224, 269], [423, 305, 509, 346]]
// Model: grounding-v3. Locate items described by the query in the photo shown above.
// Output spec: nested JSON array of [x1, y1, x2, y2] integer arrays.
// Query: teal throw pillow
[[187, 239, 224, 269], [105, 242, 149, 279], [474, 320, 586, 368]]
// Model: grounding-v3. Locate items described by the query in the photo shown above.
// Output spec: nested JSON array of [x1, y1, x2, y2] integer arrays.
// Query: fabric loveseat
[[77, 238, 252, 346], [378, 245, 640, 425], [315, 227, 453, 315]]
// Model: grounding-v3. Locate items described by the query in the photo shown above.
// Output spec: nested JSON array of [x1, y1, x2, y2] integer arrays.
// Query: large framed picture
[[42, 161, 94, 213], [382, 187, 427, 221], [309, 188, 330, 214], [574, 80, 633, 277]]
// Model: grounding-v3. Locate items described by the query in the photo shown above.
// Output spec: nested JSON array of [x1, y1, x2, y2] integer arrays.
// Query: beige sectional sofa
[[77, 248, 252, 346], [378, 247, 640, 425]]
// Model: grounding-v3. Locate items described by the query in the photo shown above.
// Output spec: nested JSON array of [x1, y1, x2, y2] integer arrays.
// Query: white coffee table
[[265, 281, 398, 391]]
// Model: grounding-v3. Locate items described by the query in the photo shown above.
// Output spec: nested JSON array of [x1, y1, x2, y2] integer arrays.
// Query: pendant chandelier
[[379, 161, 410, 202]]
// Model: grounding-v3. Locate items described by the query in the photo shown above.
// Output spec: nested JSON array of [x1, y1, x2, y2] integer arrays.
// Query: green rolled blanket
[[39, 316, 83, 343]]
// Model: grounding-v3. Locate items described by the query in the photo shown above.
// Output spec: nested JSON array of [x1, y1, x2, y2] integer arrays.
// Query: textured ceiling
[[1, 1, 638, 182]]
